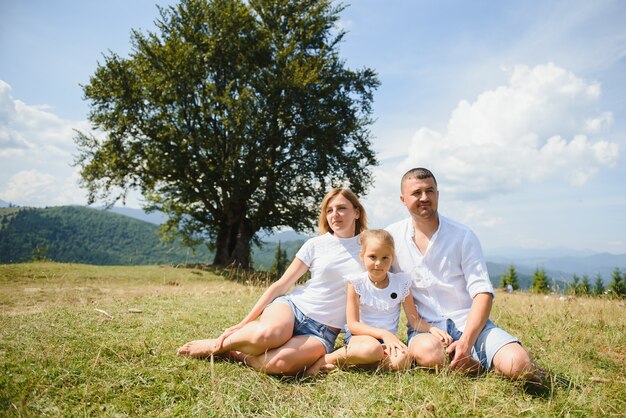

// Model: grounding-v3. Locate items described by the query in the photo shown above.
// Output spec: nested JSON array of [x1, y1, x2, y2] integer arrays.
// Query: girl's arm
[[215, 257, 308, 349], [402, 295, 452, 347], [346, 282, 407, 355]]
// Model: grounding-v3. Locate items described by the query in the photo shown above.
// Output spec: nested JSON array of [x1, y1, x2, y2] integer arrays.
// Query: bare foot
[[305, 357, 337, 376], [176, 339, 221, 358]]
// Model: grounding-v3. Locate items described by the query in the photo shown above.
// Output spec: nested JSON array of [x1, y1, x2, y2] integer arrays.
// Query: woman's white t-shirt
[[346, 271, 412, 334], [290, 232, 363, 329]]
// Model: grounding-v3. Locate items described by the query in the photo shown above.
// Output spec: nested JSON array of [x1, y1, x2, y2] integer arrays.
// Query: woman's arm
[[214, 257, 308, 348]]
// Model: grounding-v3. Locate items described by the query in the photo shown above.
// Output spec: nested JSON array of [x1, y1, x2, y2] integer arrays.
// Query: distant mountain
[[98, 206, 169, 225], [0, 199, 10, 208], [485, 249, 626, 287], [100, 207, 312, 244], [485, 246, 598, 261], [540, 253, 626, 279]]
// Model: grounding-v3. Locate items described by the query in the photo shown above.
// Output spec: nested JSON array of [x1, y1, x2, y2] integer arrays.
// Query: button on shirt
[[386, 215, 494, 332]]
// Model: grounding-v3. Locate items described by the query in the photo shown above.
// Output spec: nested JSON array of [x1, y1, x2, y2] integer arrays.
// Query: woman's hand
[[429, 326, 453, 347], [381, 332, 408, 359], [214, 322, 244, 351]]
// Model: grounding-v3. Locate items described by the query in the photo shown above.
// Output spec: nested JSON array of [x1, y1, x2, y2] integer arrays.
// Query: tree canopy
[[75, 0, 379, 268]]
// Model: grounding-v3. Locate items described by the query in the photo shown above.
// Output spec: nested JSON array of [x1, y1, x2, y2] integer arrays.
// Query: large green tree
[[75, 0, 379, 268]]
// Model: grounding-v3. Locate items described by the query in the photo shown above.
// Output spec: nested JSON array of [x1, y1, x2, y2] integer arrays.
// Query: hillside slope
[[0, 206, 212, 265]]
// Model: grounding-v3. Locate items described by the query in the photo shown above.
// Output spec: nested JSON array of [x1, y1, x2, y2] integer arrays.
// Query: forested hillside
[[0, 206, 305, 268], [0, 206, 212, 265]]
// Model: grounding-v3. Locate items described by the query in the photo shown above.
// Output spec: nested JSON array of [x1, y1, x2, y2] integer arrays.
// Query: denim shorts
[[407, 318, 519, 370], [268, 296, 339, 354]]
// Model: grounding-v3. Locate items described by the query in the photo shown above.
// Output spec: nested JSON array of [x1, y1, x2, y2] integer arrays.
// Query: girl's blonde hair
[[318, 188, 367, 236], [359, 229, 395, 255]]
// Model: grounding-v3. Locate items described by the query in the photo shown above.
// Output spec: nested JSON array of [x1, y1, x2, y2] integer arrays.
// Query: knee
[[493, 344, 533, 380], [250, 324, 289, 348], [410, 336, 446, 368]]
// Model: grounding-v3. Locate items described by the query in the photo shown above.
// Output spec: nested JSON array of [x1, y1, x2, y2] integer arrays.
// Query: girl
[[307, 229, 452, 374], [177, 188, 367, 375]]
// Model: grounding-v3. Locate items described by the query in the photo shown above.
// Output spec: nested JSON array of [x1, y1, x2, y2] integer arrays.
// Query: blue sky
[[1, 0, 625, 254]]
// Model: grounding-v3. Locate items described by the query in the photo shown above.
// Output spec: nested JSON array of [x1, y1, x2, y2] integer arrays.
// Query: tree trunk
[[212, 223, 230, 267], [212, 216, 256, 269]]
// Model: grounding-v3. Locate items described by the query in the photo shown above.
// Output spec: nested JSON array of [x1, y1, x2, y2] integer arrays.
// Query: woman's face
[[325, 194, 360, 238]]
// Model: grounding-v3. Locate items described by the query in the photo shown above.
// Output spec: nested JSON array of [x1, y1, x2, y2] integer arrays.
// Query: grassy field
[[1, 262, 624, 417]]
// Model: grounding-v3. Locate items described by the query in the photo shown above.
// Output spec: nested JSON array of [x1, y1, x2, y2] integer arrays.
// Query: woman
[[177, 188, 367, 375]]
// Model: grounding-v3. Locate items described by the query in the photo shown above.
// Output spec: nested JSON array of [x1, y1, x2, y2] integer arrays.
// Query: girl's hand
[[381, 333, 408, 358], [214, 323, 244, 350], [429, 326, 452, 347]]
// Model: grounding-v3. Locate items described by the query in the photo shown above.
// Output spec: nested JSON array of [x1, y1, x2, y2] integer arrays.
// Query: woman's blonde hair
[[359, 229, 395, 256], [318, 188, 367, 236]]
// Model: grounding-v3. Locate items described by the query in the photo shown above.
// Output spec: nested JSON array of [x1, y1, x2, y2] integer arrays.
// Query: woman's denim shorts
[[407, 318, 519, 370], [268, 296, 339, 353]]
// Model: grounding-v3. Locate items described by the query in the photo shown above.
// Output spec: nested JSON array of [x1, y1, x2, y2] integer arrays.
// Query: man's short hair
[[401, 167, 437, 192]]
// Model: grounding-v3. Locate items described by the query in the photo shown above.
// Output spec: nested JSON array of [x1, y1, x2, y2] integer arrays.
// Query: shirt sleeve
[[461, 230, 495, 298], [295, 238, 314, 267]]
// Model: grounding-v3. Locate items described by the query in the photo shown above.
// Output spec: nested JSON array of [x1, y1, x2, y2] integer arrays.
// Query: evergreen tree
[[31, 244, 49, 261], [579, 274, 591, 295], [593, 273, 605, 296], [499, 264, 519, 290], [74, 0, 379, 268], [568, 274, 580, 295], [530, 268, 550, 294], [608, 268, 625, 298], [270, 241, 288, 278]]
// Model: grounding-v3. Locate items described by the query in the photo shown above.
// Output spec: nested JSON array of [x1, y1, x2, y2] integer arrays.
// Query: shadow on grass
[[521, 368, 576, 398]]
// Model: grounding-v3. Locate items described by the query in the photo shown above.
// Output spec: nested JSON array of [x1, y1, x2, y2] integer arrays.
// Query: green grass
[[1, 262, 624, 416]]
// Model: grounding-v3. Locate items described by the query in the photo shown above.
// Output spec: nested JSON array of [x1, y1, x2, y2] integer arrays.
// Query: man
[[386, 167, 535, 380]]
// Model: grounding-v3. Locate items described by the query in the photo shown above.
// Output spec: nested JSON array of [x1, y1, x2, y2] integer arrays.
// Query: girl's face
[[325, 194, 360, 238], [361, 238, 393, 282]]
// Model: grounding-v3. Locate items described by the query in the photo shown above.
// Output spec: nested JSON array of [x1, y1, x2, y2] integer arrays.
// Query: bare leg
[[177, 302, 295, 358], [492, 342, 537, 381], [306, 335, 385, 376], [235, 335, 327, 376], [409, 333, 447, 369]]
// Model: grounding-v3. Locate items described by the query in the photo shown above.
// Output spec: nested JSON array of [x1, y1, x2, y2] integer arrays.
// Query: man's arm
[[447, 292, 492, 372]]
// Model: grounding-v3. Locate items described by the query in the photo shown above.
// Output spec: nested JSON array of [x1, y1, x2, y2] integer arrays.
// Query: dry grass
[[1, 262, 625, 416]]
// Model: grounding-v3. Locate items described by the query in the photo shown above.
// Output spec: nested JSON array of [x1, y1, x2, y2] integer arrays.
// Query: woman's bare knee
[[248, 323, 291, 349]]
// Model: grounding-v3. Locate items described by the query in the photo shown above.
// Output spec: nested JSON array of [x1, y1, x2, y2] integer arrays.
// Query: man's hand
[[446, 338, 481, 374]]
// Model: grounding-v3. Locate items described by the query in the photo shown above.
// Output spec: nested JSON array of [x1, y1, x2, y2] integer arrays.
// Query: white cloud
[[364, 63, 620, 230], [0, 169, 86, 206], [0, 80, 91, 206], [404, 63, 619, 199]]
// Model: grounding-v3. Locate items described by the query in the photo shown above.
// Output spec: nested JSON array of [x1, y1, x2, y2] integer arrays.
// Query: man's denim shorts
[[268, 296, 339, 354], [407, 318, 519, 370]]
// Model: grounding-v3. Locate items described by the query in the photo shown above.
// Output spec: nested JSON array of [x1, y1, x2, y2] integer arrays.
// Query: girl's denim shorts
[[268, 296, 339, 353]]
